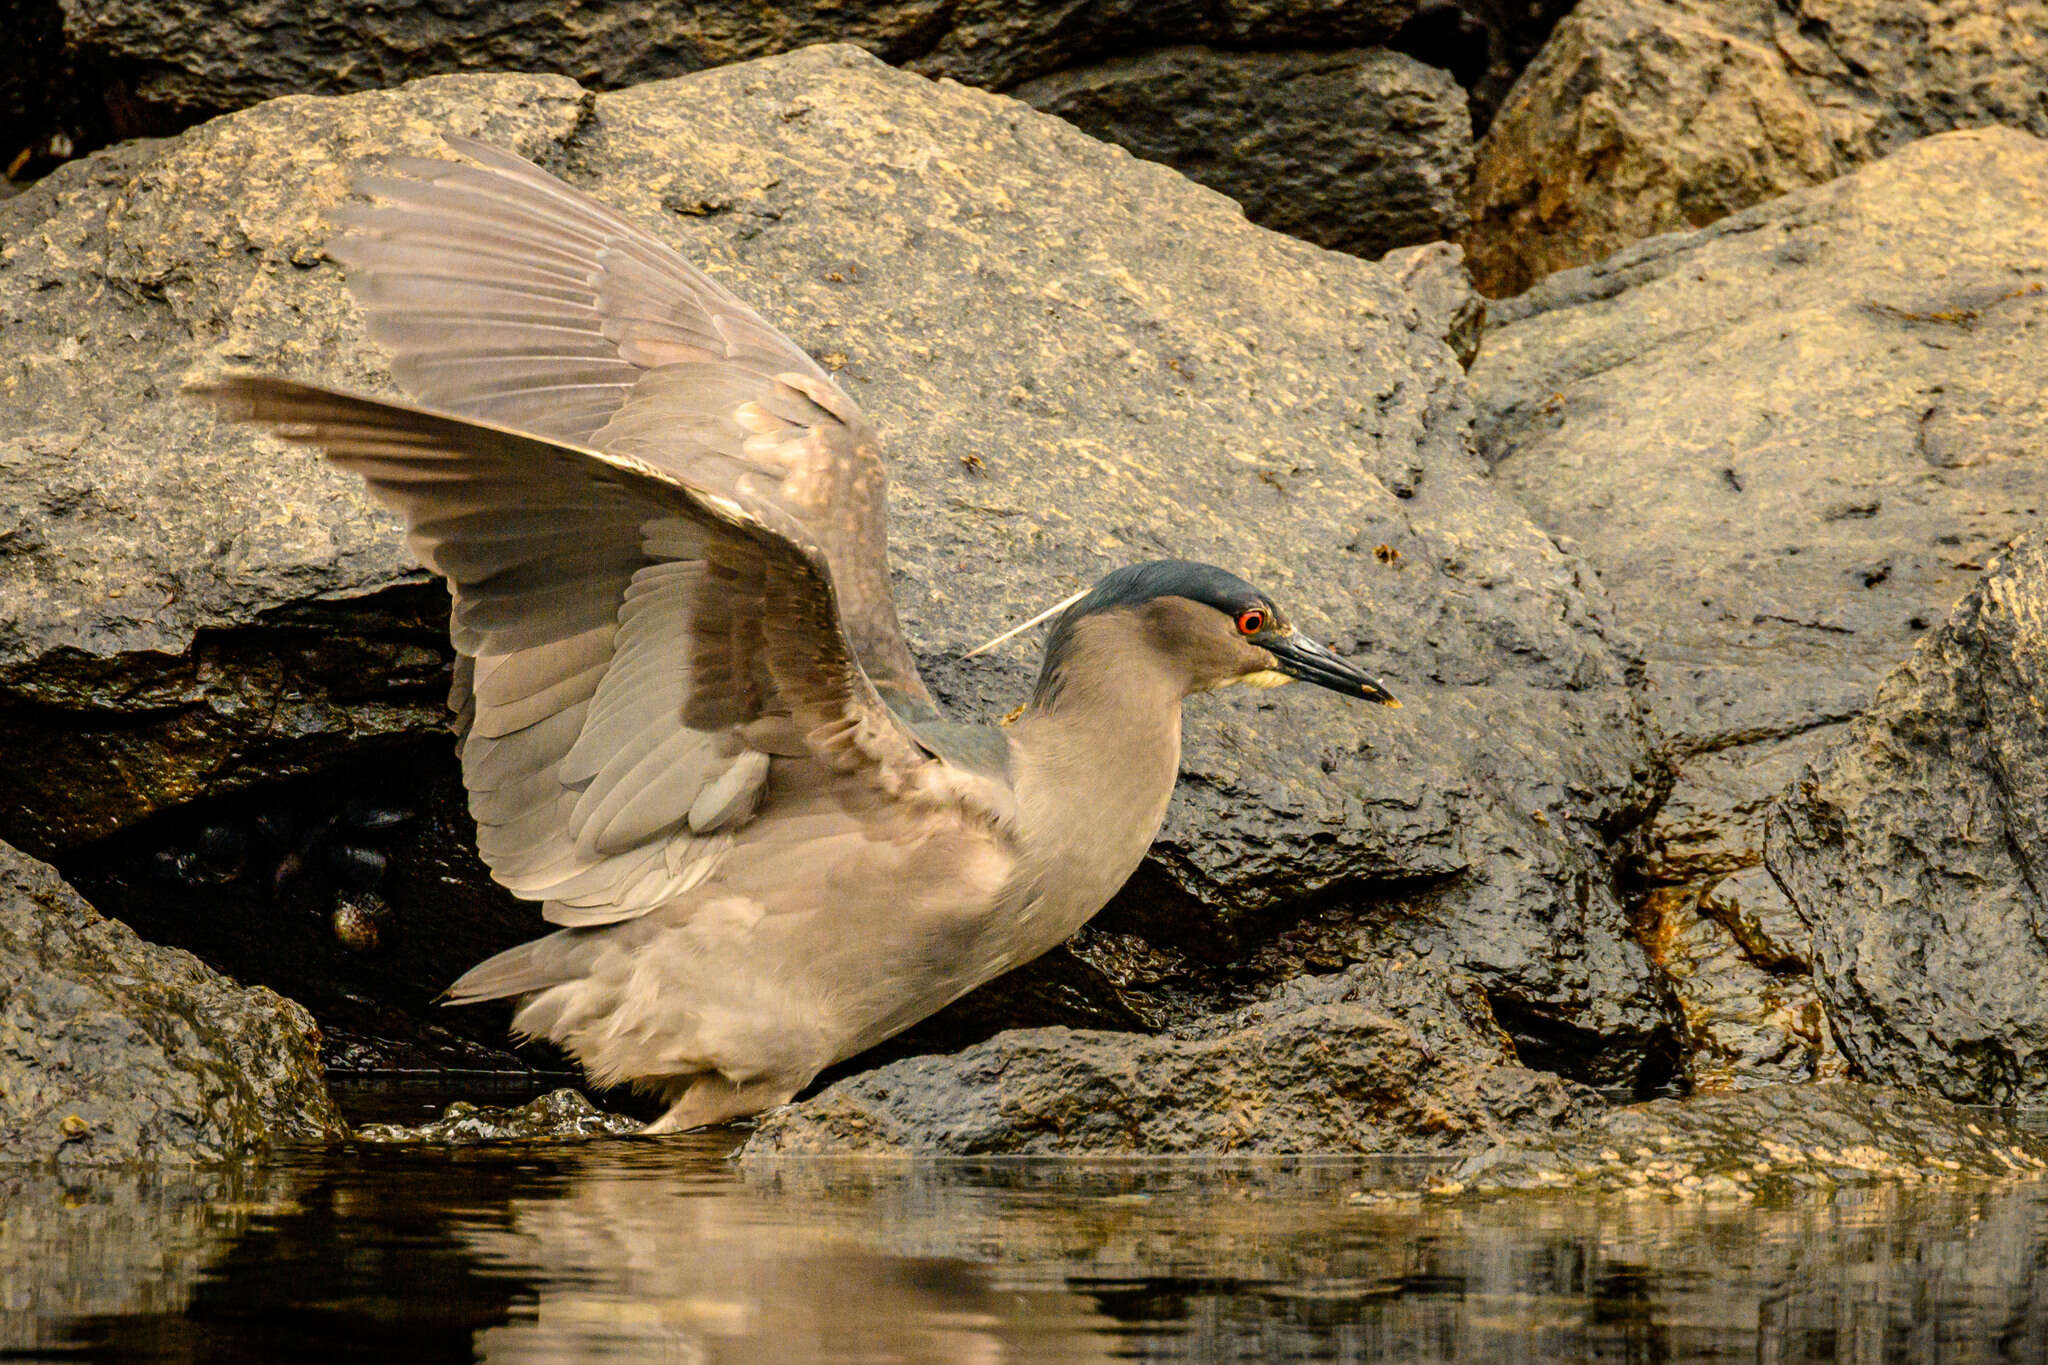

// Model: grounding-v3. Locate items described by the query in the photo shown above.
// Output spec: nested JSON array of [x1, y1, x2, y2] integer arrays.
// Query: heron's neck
[[1006, 634, 1185, 928]]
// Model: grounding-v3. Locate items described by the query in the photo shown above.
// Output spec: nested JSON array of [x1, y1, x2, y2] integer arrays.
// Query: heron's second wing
[[196, 375, 1013, 930], [330, 138, 929, 703], [329, 135, 831, 442]]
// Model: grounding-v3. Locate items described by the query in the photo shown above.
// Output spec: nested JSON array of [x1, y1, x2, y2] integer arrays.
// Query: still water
[[7, 1101, 2048, 1364]]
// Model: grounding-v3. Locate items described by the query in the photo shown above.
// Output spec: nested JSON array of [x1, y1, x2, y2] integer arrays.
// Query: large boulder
[[1471, 125, 2048, 849], [1465, 0, 2048, 296], [1014, 46, 1472, 259], [1468, 127, 2048, 1087], [0, 47, 1672, 1088], [47, 0, 1445, 265], [0, 840, 342, 1164], [746, 960, 1595, 1155], [1767, 537, 2048, 1105]]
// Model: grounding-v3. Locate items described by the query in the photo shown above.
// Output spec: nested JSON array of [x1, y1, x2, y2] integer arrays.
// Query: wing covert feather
[[196, 375, 1013, 933]]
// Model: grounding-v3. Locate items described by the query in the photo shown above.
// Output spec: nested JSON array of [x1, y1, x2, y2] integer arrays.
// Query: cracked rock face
[[0, 840, 343, 1164], [1768, 536, 2048, 1106], [1465, 0, 2048, 296], [747, 960, 1596, 1155], [1, 48, 1671, 1098]]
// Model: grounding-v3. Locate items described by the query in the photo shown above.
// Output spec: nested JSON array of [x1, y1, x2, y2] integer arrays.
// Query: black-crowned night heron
[[196, 139, 1398, 1132]]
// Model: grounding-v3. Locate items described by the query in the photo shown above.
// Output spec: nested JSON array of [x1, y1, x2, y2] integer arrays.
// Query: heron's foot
[[639, 1074, 800, 1135]]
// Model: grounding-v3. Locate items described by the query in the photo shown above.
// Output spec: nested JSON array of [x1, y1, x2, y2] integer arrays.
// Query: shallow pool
[[8, 1109, 2048, 1364]]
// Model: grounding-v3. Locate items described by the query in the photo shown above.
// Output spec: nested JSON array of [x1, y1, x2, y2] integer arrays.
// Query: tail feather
[[442, 930, 587, 1004]]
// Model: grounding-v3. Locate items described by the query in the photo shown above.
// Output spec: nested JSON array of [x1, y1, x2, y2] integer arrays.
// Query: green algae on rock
[[0, 841, 344, 1165]]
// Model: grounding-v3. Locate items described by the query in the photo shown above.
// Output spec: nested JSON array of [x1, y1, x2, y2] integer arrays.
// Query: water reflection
[[11, 1138, 2048, 1363], [0, 1164, 295, 1353]]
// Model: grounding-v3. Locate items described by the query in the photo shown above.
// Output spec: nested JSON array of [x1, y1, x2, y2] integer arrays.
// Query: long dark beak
[[1269, 634, 1400, 706]]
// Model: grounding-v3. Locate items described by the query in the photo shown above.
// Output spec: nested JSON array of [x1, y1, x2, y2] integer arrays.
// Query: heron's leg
[[640, 1072, 801, 1135]]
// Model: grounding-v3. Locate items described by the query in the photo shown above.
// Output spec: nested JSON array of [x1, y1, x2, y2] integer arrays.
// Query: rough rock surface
[[1466, 0, 2048, 295], [43, 4, 1471, 266], [1768, 537, 2048, 1106], [355, 1090, 641, 1144], [56, 0, 1421, 116], [0, 840, 343, 1164], [1015, 46, 1471, 260], [1380, 241, 1487, 370], [746, 960, 1596, 1155], [1, 48, 1672, 1086], [1445, 1083, 2048, 1198], [1470, 130, 2048, 1044]]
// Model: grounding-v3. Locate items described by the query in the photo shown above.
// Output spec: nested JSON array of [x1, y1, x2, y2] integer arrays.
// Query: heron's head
[[1025, 559, 1398, 710]]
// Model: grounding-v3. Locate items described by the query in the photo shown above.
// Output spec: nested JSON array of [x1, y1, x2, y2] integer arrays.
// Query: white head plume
[[961, 586, 1092, 659]]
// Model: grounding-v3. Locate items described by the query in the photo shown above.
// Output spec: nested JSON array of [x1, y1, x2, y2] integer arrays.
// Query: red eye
[[1236, 608, 1266, 635]]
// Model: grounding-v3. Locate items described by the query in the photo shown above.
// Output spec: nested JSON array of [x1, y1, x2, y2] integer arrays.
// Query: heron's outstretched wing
[[328, 137, 928, 705], [195, 376, 1013, 931]]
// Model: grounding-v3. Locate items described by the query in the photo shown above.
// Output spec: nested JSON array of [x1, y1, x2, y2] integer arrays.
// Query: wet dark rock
[[746, 960, 1597, 1155], [3, 49, 1671, 1088], [0, 839, 344, 1164], [1768, 536, 2048, 1106], [1014, 46, 1471, 260], [1444, 1083, 2048, 1199], [61, 762, 565, 1077], [1641, 726, 1840, 888], [0, 556, 455, 856], [1469, 131, 2048, 1068], [1701, 864, 1810, 973], [355, 1090, 641, 1144], [1465, 0, 2048, 296]]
